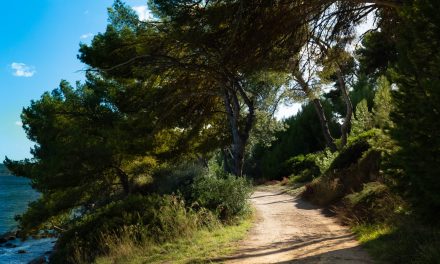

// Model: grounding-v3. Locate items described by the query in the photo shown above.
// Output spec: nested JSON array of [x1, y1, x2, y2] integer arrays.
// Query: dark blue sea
[[0, 175, 55, 263]]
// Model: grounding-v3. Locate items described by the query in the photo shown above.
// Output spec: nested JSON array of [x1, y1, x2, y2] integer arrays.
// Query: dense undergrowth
[[50, 163, 252, 263]]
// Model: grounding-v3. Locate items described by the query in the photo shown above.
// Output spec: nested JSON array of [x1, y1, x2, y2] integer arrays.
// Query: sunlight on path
[[218, 188, 372, 264]]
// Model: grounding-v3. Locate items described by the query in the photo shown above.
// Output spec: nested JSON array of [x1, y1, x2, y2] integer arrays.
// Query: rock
[[0, 231, 13, 242], [28, 256, 47, 264], [17, 249, 27, 254], [8, 236, 16, 241], [4, 242, 17, 248]]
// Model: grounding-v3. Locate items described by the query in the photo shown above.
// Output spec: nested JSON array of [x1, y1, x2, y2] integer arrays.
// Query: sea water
[[0, 176, 55, 264]]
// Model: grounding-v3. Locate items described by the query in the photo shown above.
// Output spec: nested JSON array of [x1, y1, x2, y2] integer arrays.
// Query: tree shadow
[[292, 198, 336, 217], [211, 234, 357, 262], [273, 246, 374, 263], [252, 191, 288, 199], [261, 198, 296, 205]]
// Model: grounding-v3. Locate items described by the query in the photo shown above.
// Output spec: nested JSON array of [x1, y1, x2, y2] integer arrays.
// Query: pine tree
[[351, 99, 373, 135], [391, 0, 440, 220], [373, 76, 393, 129]]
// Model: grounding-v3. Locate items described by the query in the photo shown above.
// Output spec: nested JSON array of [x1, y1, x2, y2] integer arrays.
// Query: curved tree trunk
[[336, 70, 353, 147], [223, 81, 255, 177], [311, 98, 338, 151], [294, 72, 337, 151]]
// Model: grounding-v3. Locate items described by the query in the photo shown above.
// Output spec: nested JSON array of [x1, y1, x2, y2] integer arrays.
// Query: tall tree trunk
[[311, 98, 337, 151], [312, 36, 354, 148], [336, 70, 353, 147], [294, 72, 337, 151], [223, 82, 255, 177], [223, 88, 242, 176]]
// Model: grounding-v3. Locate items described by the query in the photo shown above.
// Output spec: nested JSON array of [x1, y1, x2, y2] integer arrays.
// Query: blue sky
[[0, 0, 151, 160]]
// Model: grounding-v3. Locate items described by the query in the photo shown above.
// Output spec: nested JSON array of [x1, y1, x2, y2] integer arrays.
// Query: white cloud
[[11, 62, 36, 77], [80, 33, 93, 39], [15, 121, 23, 126], [132, 5, 152, 21]]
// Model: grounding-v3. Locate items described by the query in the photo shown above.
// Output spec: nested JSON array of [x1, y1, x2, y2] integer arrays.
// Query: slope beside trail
[[218, 186, 373, 264]]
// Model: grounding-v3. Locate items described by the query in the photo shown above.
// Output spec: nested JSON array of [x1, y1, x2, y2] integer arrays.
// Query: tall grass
[[95, 216, 253, 264]]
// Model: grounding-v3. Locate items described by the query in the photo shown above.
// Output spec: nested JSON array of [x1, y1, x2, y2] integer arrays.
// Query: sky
[[0, 0, 152, 160]]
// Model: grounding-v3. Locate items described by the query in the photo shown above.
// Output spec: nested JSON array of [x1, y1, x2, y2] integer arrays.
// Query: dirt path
[[219, 187, 373, 264]]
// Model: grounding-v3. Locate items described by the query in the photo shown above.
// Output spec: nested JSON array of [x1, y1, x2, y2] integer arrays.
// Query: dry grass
[[302, 177, 344, 206], [94, 215, 253, 264]]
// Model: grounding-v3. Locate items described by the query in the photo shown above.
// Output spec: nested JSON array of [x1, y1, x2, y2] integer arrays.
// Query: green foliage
[[302, 177, 345, 206], [356, 31, 398, 78], [4, 76, 159, 235], [284, 149, 337, 184], [52, 194, 217, 263], [372, 76, 394, 129], [338, 182, 404, 225], [288, 169, 316, 184], [349, 74, 376, 110], [329, 130, 376, 171], [302, 129, 385, 206], [255, 101, 340, 179], [351, 76, 393, 136], [190, 172, 252, 222], [351, 99, 373, 136], [283, 154, 320, 177], [95, 215, 253, 264], [390, 0, 440, 220], [312, 149, 339, 173], [354, 223, 440, 264], [147, 163, 206, 196]]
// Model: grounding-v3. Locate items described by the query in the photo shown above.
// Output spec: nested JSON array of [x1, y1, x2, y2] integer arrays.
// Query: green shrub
[[51, 194, 216, 264], [329, 130, 377, 171], [354, 223, 440, 264], [286, 150, 338, 184], [335, 182, 405, 225], [312, 149, 339, 174], [288, 168, 316, 184], [283, 154, 320, 177], [302, 177, 345, 206], [147, 163, 206, 195], [190, 173, 252, 222]]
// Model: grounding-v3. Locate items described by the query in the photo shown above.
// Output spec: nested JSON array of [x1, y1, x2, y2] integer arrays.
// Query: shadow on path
[[212, 234, 355, 262], [273, 246, 375, 263]]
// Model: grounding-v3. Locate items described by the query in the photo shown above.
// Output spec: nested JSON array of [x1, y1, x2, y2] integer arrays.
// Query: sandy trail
[[219, 187, 373, 264]]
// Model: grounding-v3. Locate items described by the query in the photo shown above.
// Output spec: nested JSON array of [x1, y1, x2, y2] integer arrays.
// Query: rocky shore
[[0, 230, 55, 264]]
